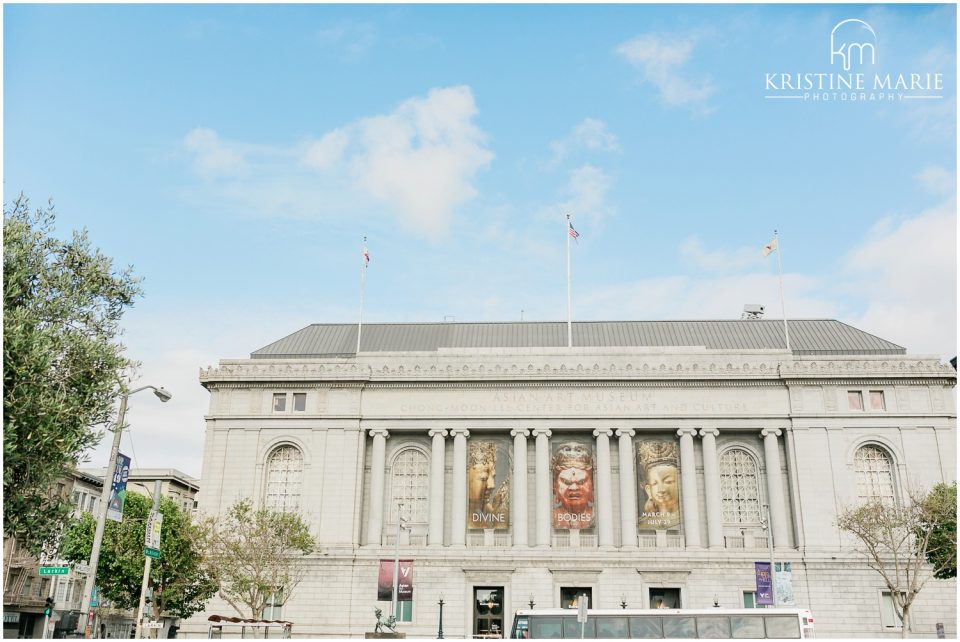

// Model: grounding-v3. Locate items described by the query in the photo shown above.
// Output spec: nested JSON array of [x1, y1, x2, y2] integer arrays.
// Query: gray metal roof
[[251, 320, 906, 358]]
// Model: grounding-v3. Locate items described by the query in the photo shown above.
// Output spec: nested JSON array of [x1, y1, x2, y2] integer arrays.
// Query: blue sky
[[4, 3, 956, 477]]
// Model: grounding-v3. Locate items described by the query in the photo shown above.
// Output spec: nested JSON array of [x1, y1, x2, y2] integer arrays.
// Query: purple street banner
[[377, 559, 414, 601], [467, 439, 511, 530], [106, 453, 131, 523], [755, 562, 774, 605]]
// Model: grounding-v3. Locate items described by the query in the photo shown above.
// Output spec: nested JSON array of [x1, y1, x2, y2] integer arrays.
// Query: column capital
[[761, 428, 783, 439], [676, 428, 698, 438], [615, 428, 636, 439], [428, 428, 449, 438], [369, 428, 390, 439], [699, 428, 720, 439], [531, 428, 552, 438], [510, 429, 531, 438], [592, 428, 614, 438], [449, 428, 470, 439]]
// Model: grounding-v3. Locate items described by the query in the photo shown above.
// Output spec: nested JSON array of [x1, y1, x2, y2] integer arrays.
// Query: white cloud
[[842, 200, 957, 357], [916, 165, 956, 196], [616, 33, 715, 110], [183, 128, 248, 179], [315, 20, 378, 60], [680, 237, 766, 272], [180, 86, 493, 238], [549, 118, 620, 166]]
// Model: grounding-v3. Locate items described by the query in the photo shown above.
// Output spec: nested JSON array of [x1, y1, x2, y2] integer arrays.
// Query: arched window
[[855, 445, 896, 504], [719, 448, 762, 524], [388, 448, 429, 524], [264, 445, 303, 512]]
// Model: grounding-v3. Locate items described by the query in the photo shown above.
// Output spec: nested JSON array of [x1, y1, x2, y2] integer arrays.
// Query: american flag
[[363, 244, 370, 266], [568, 222, 581, 242]]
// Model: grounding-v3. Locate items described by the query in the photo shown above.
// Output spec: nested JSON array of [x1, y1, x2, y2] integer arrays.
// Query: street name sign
[[144, 622, 163, 629], [38, 566, 69, 576], [144, 547, 160, 559]]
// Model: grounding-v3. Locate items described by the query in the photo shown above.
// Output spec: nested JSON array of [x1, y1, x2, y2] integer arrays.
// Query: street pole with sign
[[135, 481, 162, 639], [577, 595, 589, 639]]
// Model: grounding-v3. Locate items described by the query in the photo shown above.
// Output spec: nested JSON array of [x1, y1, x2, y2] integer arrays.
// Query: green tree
[[60, 493, 217, 623], [198, 499, 316, 619], [923, 482, 957, 579], [837, 485, 957, 638], [4, 194, 142, 555]]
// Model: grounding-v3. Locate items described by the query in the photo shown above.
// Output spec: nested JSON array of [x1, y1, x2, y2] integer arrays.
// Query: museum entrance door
[[473, 586, 505, 638]]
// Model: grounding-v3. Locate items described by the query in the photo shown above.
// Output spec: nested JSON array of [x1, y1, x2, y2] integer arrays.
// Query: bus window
[[511, 615, 529, 639], [662, 615, 697, 639], [629, 616, 663, 638], [764, 616, 802, 639], [530, 616, 562, 639], [730, 615, 765, 639], [561, 616, 595, 638], [697, 616, 732, 639], [595, 616, 629, 639]]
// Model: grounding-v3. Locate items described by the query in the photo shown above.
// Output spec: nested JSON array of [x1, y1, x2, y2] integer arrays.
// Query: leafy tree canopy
[[199, 499, 316, 619], [923, 482, 957, 579], [60, 492, 217, 620], [4, 194, 142, 554]]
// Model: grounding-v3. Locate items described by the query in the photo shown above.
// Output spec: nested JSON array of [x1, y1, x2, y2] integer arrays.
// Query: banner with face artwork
[[636, 439, 681, 531], [467, 439, 511, 530], [551, 439, 595, 529]]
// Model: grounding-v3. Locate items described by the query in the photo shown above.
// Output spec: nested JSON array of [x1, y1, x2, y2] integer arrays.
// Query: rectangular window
[[272, 393, 287, 412], [742, 591, 766, 609], [880, 591, 904, 629], [649, 587, 681, 609], [848, 391, 863, 410], [870, 390, 886, 411], [292, 393, 307, 412], [87, 496, 96, 512], [73, 491, 82, 508], [396, 600, 413, 623]]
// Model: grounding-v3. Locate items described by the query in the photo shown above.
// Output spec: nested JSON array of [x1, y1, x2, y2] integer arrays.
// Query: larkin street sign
[[38, 567, 69, 576]]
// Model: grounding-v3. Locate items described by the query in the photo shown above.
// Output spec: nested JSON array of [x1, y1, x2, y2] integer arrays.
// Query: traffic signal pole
[[42, 580, 56, 639]]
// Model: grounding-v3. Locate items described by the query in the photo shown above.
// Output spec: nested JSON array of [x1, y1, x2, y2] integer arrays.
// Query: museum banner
[[636, 439, 681, 531], [467, 439, 511, 530], [755, 562, 774, 606], [106, 452, 131, 523], [377, 559, 413, 601], [550, 438, 595, 529]]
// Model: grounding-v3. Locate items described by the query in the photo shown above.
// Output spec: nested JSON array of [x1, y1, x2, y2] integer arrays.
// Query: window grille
[[388, 449, 429, 524], [855, 445, 895, 504], [264, 445, 303, 511], [719, 448, 761, 523]]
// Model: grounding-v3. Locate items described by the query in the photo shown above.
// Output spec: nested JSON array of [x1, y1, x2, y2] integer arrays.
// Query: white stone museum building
[[183, 320, 956, 638]]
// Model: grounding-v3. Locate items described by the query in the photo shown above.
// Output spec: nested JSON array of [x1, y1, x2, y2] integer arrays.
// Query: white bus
[[509, 608, 815, 639]]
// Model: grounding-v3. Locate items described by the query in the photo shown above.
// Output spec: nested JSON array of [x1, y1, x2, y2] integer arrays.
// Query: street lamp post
[[620, 596, 627, 609], [437, 595, 444, 639], [77, 385, 172, 638], [528, 595, 535, 609], [391, 503, 407, 623]]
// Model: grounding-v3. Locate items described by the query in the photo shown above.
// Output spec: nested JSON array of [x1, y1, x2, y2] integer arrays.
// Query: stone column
[[450, 428, 470, 546], [428, 429, 448, 547], [761, 428, 789, 548], [616, 429, 637, 548], [365, 429, 389, 545], [699, 428, 724, 549], [510, 429, 530, 547], [593, 429, 615, 547], [533, 428, 553, 547], [676, 428, 701, 548]]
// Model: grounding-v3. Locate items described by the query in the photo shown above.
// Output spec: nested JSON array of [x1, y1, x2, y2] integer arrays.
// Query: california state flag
[[762, 237, 778, 257]]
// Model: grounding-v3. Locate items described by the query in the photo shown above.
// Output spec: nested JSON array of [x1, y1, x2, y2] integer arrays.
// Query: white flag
[[762, 237, 778, 257]]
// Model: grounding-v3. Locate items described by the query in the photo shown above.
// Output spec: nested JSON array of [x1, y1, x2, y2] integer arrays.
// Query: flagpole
[[357, 236, 367, 354], [566, 214, 572, 348], [773, 229, 791, 353]]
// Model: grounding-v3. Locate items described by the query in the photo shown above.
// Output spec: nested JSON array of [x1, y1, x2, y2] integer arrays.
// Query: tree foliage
[[198, 499, 316, 619], [3, 194, 142, 554], [837, 485, 957, 638], [60, 493, 217, 621], [923, 482, 957, 579]]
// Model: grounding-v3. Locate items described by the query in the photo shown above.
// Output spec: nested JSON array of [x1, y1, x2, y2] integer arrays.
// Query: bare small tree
[[837, 485, 957, 638], [199, 499, 316, 619]]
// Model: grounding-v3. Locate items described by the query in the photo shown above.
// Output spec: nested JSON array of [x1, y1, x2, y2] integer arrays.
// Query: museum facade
[[183, 320, 957, 638]]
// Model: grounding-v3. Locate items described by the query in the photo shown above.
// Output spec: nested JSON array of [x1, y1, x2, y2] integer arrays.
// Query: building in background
[[184, 320, 956, 638], [3, 468, 198, 639]]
